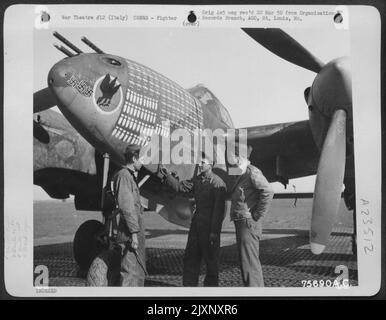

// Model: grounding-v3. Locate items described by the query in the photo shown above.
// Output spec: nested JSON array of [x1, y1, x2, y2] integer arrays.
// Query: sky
[[34, 26, 350, 200]]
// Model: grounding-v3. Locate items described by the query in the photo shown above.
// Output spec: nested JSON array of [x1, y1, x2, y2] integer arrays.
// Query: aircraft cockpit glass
[[190, 86, 234, 128], [218, 105, 234, 128], [100, 56, 122, 67]]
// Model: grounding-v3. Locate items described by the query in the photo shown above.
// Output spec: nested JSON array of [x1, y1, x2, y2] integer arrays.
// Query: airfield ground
[[34, 198, 358, 287]]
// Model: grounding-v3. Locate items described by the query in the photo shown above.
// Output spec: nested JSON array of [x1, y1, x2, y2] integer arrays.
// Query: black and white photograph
[[3, 4, 382, 297]]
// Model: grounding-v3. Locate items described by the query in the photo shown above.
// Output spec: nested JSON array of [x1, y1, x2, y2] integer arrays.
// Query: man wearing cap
[[228, 146, 274, 287], [160, 153, 227, 286], [112, 144, 146, 286]]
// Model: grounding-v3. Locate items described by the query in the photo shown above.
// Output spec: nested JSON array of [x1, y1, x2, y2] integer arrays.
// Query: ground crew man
[[228, 147, 274, 287], [160, 153, 227, 286], [112, 144, 146, 286]]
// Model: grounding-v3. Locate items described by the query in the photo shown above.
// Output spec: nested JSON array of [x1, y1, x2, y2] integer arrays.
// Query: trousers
[[183, 218, 220, 286], [119, 215, 146, 287], [234, 218, 264, 287]]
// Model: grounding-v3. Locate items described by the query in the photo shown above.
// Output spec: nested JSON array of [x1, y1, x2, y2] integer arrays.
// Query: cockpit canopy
[[187, 84, 234, 128]]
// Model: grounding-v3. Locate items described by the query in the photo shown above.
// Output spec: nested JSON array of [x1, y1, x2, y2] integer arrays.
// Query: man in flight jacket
[[161, 153, 227, 286]]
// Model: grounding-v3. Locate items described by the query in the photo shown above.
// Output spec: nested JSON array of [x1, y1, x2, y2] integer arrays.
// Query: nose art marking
[[66, 75, 93, 97], [92, 74, 123, 113]]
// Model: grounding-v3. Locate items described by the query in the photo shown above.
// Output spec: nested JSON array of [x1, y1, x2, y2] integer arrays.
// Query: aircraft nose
[[48, 59, 78, 106], [48, 59, 72, 87]]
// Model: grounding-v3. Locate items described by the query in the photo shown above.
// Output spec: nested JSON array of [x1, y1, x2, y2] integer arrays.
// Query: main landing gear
[[73, 153, 121, 285], [73, 219, 104, 275], [73, 210, 121, 286]]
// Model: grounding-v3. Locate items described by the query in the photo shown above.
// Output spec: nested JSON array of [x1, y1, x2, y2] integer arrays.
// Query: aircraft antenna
[[81, 36, 105, 54], [54, 44, 75, 57], [53, 31, 83, 54]]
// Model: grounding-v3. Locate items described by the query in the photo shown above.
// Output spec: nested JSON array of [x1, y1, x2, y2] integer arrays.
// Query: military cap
[[125, 144, 141, 153], [201, 151, 214, 165], [124, 144, 141, 162]]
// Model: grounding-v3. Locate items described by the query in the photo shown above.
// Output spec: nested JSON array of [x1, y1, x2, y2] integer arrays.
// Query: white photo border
[[3, 4, 382, 297]]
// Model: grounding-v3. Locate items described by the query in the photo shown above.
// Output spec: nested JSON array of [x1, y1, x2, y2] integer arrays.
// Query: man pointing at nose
[[160, 152, 227, 286]]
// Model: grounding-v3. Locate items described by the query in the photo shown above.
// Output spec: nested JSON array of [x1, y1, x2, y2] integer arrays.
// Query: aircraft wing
[[34, 109, 112, 210], [240, 120, 320, 185]]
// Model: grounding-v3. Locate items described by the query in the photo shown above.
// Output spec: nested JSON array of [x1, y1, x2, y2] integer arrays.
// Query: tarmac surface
[[34, 198, 358, 287]]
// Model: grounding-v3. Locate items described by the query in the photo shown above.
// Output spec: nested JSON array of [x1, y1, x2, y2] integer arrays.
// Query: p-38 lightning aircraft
[[34, 29, 355, 272]]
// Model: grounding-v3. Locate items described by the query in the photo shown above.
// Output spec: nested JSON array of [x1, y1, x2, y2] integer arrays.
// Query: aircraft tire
[[73, 220, 104, 272], [86, 249, 121, 286]]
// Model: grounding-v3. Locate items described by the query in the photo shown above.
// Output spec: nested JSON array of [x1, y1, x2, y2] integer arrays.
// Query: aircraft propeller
[[311, 109, 346, 253], [242, 28, 324, 73], [33, 119, 50, 144], [33, 87, 57, 113], [242, 28, 352, 254], [33, 88, 58, 143]]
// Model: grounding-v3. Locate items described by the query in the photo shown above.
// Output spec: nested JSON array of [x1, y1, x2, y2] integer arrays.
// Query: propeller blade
[[33, 120, 50, 144], [310, 109, 346, 254], [242, 28, 324, 73], [34, 87, 57, 113]]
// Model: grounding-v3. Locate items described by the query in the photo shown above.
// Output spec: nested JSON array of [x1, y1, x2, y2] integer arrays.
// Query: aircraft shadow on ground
[[34, 228, 357, 286]]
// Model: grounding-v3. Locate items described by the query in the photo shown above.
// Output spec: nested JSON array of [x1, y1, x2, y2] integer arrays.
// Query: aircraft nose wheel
[[73, 220, 105, 275]]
